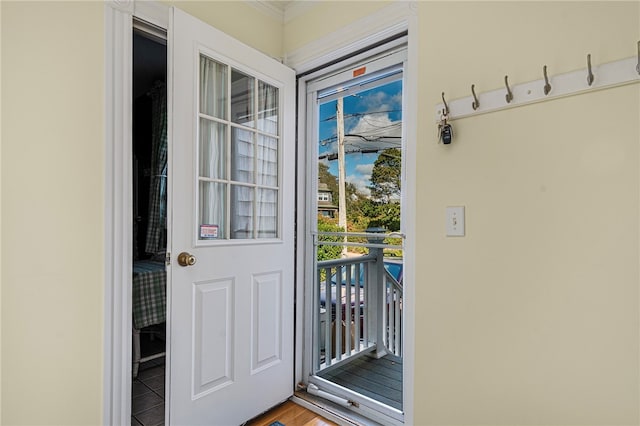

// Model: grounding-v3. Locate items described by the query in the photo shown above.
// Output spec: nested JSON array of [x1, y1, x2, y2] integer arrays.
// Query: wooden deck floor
[[317, 355, 403, 410]]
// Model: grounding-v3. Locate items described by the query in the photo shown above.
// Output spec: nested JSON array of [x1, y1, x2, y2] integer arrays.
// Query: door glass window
[[199, 119, 226, 179], [200, 56, 227, 119], [198, 54, 280, 241], [231, 69, 254, 126], [258, 81, 278, 133]]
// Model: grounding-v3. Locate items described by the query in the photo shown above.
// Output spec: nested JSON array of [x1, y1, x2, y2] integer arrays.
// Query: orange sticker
[[353, 67, 366, 77]]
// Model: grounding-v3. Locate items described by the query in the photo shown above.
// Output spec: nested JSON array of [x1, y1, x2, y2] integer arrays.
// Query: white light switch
[[446, 206, 465, 237]]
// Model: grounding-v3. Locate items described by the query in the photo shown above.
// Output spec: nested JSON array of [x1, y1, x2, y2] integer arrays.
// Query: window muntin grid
[[197, 54, 280, 241]]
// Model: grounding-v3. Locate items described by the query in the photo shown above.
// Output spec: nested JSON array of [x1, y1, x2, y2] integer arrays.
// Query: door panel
[[251, 271, 282, 372], [170, 7, 295, 425], [192, 278, 234, 397]]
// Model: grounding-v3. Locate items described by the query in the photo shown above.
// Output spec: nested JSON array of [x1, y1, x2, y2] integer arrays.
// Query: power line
[[318, 146, 401, 161], [319, 122, 402, 146], [320, 109, 402, 122]]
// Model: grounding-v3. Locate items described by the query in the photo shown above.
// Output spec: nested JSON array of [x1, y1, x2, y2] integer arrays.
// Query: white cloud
[[356, 89, 402, 114], [347, 174, 371, 196], [345, 115, 402, 152], [355, 163, 374, 175], [349, 114, 394, 134]]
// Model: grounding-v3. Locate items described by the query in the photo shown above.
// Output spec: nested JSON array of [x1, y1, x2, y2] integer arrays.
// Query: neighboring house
[[317, 182, 339, 218], [1, 1, 639, 425]]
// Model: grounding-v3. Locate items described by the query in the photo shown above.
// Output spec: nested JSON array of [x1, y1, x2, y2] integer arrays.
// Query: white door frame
[[290, 3, 418, 424], [103, 1, 169, 424]]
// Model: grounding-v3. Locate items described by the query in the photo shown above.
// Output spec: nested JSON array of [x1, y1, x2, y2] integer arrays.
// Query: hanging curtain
[[199, 55, 227, 239], [145, 81, 167, 254], [255, 82, 279, 238]]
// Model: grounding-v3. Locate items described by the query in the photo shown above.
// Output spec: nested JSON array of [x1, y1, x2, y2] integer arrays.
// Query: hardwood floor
[[246, 401, 337, 426]]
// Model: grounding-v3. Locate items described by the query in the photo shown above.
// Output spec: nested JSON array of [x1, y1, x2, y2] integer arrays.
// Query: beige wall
[[283, 0, 390, 54], [1, 2, 105, 424], [0, 2, 3, 421], [417, 2, 639, 424], [163, 0, 284, 60]]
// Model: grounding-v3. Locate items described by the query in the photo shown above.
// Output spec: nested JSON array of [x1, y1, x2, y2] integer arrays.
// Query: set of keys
[[437, 110, 453, 144]]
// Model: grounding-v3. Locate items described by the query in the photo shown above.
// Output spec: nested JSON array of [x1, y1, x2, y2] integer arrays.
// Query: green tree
[[376, 201, 401, 231], [316, 216, 343, 261], [369, 148, 401, 203], [351, 198, 401, 232], [318, 162, 367, 220]]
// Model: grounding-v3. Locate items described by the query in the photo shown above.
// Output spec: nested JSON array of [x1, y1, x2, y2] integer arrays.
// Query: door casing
[[292, 4, 418, 425], [300, 46, 408, 425], [103, 2, 169, 424]]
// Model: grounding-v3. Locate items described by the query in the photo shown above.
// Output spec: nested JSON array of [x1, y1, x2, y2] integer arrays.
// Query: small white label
[[200, 224, 219, 239], [446, 206, 465, 237]]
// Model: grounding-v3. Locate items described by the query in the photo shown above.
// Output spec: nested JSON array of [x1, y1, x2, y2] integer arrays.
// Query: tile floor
[[132, 357, 165, 426]]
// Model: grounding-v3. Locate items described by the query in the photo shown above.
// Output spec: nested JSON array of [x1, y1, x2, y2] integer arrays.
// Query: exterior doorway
[[299, 46, 408, 425]]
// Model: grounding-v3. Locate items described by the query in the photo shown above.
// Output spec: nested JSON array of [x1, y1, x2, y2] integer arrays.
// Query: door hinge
[[165, 252, 171, 266]]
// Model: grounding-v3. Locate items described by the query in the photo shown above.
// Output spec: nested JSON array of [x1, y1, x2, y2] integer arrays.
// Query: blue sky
[[318, 79, 403, 197]]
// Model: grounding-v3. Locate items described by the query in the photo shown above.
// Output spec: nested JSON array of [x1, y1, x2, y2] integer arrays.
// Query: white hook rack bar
[[435, 56, 640, 122]]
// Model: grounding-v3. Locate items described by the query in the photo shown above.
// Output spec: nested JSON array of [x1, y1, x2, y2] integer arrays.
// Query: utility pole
[[336, 97, 347, 257]]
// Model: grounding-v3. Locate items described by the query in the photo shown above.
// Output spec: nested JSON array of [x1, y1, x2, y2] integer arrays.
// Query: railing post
[[366, 227, 387, 359]]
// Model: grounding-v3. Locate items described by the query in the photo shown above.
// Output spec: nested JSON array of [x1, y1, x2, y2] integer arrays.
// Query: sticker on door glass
[[200, 224, 219, 239]]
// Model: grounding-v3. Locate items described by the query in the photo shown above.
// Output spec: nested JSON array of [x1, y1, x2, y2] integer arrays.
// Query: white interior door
[[169, 7, 295, 425]]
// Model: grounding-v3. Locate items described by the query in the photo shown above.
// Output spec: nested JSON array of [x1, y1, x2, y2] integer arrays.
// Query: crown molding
[[246, 1, 317, 24], [106, 0, 134, 14], [283, 1, 316, 23], [249, 1, 286, 23]]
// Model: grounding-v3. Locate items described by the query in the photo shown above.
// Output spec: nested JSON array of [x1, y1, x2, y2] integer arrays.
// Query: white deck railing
[[313, 232, 403, 372], [316, 254, 376, 370], [383, 268, 403, 357]]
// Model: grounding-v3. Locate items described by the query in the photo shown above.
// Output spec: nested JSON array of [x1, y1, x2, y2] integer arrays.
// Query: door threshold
[[292, 392, 386, 426]]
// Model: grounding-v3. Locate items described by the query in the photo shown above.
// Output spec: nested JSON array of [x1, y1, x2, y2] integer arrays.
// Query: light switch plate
[[446, 206, 465, 237]]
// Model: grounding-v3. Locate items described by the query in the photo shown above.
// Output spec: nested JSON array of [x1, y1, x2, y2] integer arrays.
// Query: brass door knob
[[177, 252, 197, 267]]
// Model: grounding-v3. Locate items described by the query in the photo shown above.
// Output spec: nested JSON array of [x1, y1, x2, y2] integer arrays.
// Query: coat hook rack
[[471, 84, 480, 110], [636, 41, 639, 75], [587, 54, 594, 86], [441, 92, 449, 115], [504, 75, 513, 103], [435, 53, 640, 122], [543, 65, 552, 95]]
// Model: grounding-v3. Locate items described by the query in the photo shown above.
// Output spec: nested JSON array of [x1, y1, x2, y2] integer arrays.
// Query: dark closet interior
[[133, 30, 167, 260], [131, 27, 168, 426]]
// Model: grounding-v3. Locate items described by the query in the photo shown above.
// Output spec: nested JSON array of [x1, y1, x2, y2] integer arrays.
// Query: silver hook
[[543, 65, 552, 95], [587, 54, 594, 86], [441, 92, 449, 116], [471, 84, 480, 110], [636, 41, 639, 75], [504, 75, 513, 103]]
